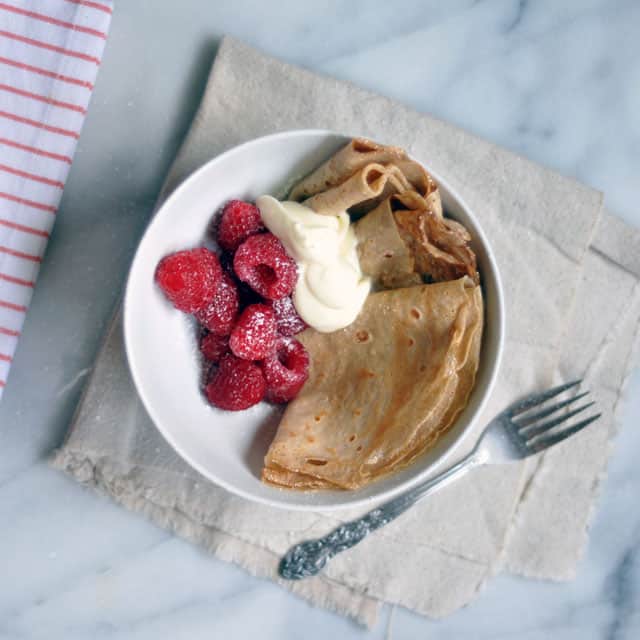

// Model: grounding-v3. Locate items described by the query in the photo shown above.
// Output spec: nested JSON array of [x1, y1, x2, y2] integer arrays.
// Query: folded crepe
[[292, 137, 436, 216], [262, 138, 483, 491], [262, 277, 483, 490]]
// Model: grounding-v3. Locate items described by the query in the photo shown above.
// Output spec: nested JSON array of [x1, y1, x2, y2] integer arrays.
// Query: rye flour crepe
[[262, 278, 483, 490]]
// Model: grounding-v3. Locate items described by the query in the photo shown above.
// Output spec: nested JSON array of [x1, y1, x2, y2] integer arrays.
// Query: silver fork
[[279, 380, 600, 580]]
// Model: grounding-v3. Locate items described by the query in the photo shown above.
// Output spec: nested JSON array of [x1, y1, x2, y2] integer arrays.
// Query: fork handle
[[279, 455, 475, 580]]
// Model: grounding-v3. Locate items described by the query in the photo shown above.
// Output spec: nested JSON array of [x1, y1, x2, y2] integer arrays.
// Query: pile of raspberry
[[155, 200, 309, 411]]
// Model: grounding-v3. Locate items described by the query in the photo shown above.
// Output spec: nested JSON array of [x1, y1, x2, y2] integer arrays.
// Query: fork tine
[[521, 401, 596, 438], [515, 391, 590, 429], [508, 379, 582, 416], [528, 413, 601, 453]]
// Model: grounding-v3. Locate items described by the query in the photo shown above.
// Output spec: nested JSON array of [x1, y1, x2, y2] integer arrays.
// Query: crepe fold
[[289, 138, 408, 201], [262, 277, 483, 490], [291, 137, 437, 217], [354, 191, 478, 289], [393, 191, 479, 285], [353, 195, 422, 290], [304, 163, 394, 217]]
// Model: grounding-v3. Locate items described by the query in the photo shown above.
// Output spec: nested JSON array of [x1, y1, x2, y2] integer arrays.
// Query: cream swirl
[[256, 196, 370, 333]]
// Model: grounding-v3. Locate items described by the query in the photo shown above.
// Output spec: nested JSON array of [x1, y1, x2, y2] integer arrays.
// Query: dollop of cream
[[256, 195, 370, 333]]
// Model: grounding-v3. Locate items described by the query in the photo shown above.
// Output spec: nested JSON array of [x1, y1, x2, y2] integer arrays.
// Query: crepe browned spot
[[353, 189, 477, 289], [262, 278, 483, 490], [393, 191, 478, 284]]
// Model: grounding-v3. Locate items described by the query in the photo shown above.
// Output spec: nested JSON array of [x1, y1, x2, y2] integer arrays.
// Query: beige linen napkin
[[52, 38, 640, 627]]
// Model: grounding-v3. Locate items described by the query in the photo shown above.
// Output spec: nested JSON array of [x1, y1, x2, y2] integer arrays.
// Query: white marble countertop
[[2, 1, 639, 638]]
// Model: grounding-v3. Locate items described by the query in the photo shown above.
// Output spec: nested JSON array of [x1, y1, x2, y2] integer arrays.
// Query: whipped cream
[[256, 195, 370, 333]]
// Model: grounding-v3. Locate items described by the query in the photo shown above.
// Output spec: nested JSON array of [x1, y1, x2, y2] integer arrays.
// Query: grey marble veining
[[1, 1, 639, 638]]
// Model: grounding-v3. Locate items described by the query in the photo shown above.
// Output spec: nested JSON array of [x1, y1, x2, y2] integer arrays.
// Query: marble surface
[[1, 0, 639, 637]]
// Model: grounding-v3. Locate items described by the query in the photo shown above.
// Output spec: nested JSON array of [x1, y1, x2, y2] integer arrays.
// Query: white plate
[[124, 130, 504, 511]]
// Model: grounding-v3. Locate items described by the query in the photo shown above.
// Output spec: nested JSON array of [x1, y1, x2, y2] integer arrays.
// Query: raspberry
[[269, 296, 307, 336], [155, 248, 221, 313], [229, 303, 277, 360], [262, 337, 310, 403], [234, 233, 298, 300], [217, 200, 264, 252], [200, 332, 229, 363], [206, 354, 266, 411], [195, 272, 239, 336]]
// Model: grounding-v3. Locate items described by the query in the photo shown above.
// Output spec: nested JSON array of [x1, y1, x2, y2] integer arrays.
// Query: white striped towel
[[0, 0, 111, 399]]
